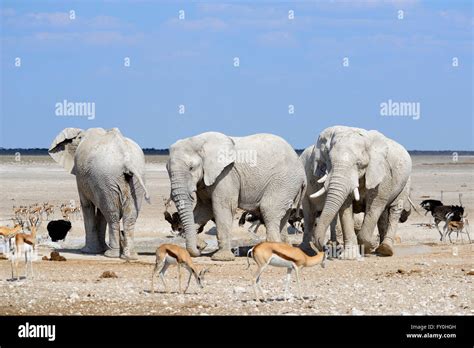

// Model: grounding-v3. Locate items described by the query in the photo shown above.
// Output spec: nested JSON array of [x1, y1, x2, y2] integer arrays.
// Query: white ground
[[0, 155, 472, 315]]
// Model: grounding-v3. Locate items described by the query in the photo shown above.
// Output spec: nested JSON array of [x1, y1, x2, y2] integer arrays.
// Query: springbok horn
[[317, 173, 328, 184], [310, 186, 326, 199], [353, 187, 360, 201]]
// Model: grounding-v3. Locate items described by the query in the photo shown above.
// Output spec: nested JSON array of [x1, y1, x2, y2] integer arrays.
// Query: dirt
[[0, 154, 472, 315]]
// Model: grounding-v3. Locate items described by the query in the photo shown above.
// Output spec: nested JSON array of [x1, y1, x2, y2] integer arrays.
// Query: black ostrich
[[47, 220, 72, 242]]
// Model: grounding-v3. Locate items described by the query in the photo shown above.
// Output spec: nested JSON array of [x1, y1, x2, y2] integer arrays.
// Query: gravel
[[0, 243, 472, 315]]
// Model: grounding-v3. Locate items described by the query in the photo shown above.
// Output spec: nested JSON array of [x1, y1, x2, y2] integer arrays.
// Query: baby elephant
[[151, 244, 208, 294]]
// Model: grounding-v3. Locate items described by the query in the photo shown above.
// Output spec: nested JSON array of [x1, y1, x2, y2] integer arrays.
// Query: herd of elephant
[[48, 125, 414, 261]]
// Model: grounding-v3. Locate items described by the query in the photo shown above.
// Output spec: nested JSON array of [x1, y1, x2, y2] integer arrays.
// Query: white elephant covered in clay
[[167, 132, 306, 261], [303, 126, 412, 257], [49, 127, 149, 259]]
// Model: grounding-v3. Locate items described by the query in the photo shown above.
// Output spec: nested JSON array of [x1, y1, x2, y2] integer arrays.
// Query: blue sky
[[1, 0, 472, 150]]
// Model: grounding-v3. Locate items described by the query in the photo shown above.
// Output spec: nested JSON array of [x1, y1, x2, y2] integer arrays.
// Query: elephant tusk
[[317, 173, 328, 184], [310, 187, 326, 199], [353, 187, 360, 201]]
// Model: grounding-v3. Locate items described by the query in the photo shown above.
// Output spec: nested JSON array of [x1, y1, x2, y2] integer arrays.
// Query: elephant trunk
[[314, 164, 354, 250], [170, 172, 200, 257]]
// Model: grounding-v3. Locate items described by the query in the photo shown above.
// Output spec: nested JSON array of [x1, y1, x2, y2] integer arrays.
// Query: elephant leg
[[104, 219, 121, 258], [80, 198, 107, 254], [300, 196, 316, 251], [211, 208, 235, 261], [121, 198, 139, 260], [193, 199, 213, 250], [338, 198, 360, 260], [96, 209, 107, 249], [209, 181, 237, 261], [261, 203, 288, 243], [121, 215, 138, 260], [376, 203, 402, 257], [357, 201, 386, 254], [377, 209, 389, 244], [262, 218, 282, 243]]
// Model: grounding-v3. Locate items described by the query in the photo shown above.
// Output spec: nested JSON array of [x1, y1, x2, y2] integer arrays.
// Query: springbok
[[11, 224, 37, 280], [247, 242, 326, 301], [151, 244, 208, 294]]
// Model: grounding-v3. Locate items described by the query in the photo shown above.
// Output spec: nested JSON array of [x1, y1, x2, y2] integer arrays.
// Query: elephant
[[299, 145, 339, 249], [167, 132, 306, 261], [49, 127, 150, 259], [303, 126, 412, 257]]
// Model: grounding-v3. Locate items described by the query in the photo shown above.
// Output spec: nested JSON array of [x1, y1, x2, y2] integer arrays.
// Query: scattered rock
[[233, 286, 246, 294], [50, 251, 67, 261], [43, 251, 67, 261], [100, 271, 118, 279], [68, 293, 79, 302], [351, 308, 365, 315], [415, 262, 430, 266], [392, 268, 422, 276], [467, 270, 474, 276]]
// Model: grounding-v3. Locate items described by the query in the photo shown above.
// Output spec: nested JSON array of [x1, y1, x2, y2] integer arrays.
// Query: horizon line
[[0, 148, 473, 155]]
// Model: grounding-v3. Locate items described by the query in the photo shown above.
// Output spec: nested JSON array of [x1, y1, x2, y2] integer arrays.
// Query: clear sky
[[1, 0, 472, 150]]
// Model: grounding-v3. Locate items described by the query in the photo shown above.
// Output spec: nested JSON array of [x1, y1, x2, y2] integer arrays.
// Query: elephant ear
[[200, 132, 236, 186], [365, 131, 389, 189], [48, 128, 84, 174], [313, 133, 331, 177], [312, 146, 321, 176]]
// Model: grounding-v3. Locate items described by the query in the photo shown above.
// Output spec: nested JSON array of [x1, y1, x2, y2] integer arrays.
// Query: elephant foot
[[375, 243, 393, 257], [104, 248, 120, 258], [211, 249, 235, 261], [299, 242, 317, 256], [81, 245, 107, 255], [120, 251, 138, 261], [338, 245, 361, 260], [358, 240, 377, 255]]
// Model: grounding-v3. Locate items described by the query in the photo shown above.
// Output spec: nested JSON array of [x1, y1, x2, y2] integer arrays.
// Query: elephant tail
[[124, 164, 151, 204]]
